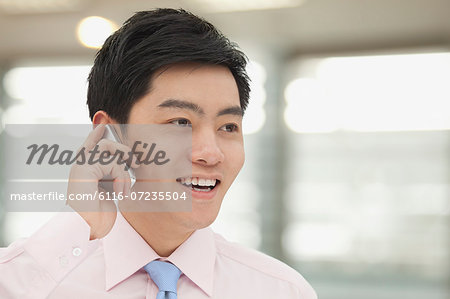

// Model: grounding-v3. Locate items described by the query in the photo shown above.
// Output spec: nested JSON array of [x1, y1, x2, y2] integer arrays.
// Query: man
[[0, 8, 317, 298]]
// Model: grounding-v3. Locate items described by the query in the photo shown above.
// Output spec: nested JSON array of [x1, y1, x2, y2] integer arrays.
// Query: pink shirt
[[0, 211, 317, 299]]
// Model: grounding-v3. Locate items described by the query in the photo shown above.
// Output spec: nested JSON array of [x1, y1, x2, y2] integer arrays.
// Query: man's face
[[127, 62, 245, 230]]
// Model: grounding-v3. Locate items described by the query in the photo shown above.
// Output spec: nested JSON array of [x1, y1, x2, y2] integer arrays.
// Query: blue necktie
[[144, 260, 182, 299]]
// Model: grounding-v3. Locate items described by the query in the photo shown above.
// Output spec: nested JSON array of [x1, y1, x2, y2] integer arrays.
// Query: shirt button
[[72, 247, 82, 257]]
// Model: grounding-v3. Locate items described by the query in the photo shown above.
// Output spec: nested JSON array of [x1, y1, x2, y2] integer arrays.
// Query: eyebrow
[[217, 106, 243, 117], [158, 99, 204, 114], [157, 99, 243, 117]]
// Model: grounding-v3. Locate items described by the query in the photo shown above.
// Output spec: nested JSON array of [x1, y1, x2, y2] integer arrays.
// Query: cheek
[[224, 142, 245, 177]]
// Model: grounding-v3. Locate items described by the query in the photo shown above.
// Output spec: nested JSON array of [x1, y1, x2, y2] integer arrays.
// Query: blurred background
[[0, 0, 449, 298]]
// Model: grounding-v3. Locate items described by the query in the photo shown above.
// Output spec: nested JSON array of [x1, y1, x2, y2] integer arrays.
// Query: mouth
[[176, 176, 221, 192]]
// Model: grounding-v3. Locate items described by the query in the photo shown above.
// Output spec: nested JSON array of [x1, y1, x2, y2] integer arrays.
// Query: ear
[[92, 110, 115, 125]]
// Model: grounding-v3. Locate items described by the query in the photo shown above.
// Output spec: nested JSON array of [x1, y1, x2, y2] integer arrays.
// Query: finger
[[113, 176, 124, 196], [109, 162, 129, 195], [81, 124, 106, 152], [123, 171, 131, 197], [96, 139, 138, 167], [87, 144, 133, 186], [128, 153, 140, 169]]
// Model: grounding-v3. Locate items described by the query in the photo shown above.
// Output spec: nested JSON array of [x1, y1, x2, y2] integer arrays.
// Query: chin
[[178, 203, 221, 231], [191, 209, 220, 229], [175, 188, 226, 230]]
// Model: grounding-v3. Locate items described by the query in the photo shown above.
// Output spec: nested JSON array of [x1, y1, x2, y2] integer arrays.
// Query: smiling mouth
[[176, 176, 221, 192]]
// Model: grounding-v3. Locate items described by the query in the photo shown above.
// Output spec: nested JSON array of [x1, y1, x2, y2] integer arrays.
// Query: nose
[[191, 129, 224, 166]]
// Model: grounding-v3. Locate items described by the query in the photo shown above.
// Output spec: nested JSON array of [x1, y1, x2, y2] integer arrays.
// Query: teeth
[[193, 187, 210, 192], [178, 177, 217, 187], [198, 178, 216, 186]]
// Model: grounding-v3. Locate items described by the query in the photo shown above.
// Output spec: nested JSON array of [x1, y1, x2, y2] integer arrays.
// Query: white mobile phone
[[101, 124, 136, 189]]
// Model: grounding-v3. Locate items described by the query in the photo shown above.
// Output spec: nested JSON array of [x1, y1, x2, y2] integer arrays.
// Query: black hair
[[87, 8, 251, 123]]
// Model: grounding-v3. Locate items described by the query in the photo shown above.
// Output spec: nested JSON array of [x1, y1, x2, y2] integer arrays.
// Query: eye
[[220, 123, 239, 133], [170, 118, 192, 127]]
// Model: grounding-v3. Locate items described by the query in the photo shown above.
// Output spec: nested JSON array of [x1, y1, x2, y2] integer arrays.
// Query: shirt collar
[[103, 212, 216, 297], [167, 227, 215, 297], [103, 211, 159, 291]]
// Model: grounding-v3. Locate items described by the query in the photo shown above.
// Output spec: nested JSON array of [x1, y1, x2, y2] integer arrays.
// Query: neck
[[121, 211, 194, 257]]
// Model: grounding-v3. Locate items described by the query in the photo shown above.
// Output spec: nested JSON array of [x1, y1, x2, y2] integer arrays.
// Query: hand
[[66, 124, 139, 240]]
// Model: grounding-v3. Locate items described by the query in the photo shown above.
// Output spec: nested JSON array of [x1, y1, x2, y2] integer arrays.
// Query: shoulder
[[213, 232, 317, 298], [1, 210, 91, 264], [0, 238, 27, 263]]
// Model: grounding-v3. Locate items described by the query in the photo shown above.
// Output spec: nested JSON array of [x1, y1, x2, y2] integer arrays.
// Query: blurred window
[[283, 52, 450, 298], [1, 64, 91, 245], [3, 65, 92, 125]]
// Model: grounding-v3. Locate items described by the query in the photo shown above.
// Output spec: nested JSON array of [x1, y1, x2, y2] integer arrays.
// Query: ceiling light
[[76, 16, 118, 49]]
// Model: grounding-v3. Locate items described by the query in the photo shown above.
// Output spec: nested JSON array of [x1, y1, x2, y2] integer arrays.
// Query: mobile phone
[[100, 124, 136, 190]]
